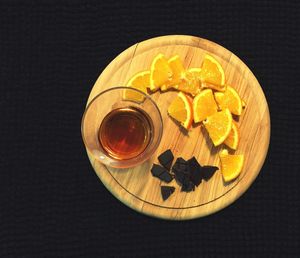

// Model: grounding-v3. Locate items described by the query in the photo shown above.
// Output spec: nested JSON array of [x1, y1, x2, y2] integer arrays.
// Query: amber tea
[[98, 107, 153, 160]]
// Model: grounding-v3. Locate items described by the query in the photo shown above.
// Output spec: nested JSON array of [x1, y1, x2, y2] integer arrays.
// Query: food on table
[[201, 165, 219, 181], [158, 149, 174, 171], [161, 186, 175, 201], [224, 122, 239, 150], [219, 149, 244, 182], [193, 89, 218, 123], [175, 69, 201, 96], [124, 70, 150, 102], [186, 157, 203, 187], [167, 92, 193, 130], [151, 164, 173, 183], [172, 157, 195, 192], [161, 55, 185, 91], [150, 53, 172, 91], [214, 86, 243, 115], [200, 54, 226, 91], [203, 109, 233, 146], [151, 149, 220, 200]]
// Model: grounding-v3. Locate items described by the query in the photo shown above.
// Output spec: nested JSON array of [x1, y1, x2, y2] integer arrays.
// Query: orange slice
[[224, 122, 239, 150], [167, 92, 193, 129], [150, 54, 172, 92], [219, 149, 244, 182], [161, 55, 185, 91], [188, 67, 202, 78], [123, 71, 150, 102], [175, 70, 201, 96], [193, 89, 218, 123], [203, 109, 232, 146], [200, 54, 226, 91], [214, 86, 243, 115]]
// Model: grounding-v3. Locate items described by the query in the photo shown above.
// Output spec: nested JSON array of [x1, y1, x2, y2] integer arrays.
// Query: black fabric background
[[0, 0, 299, 257]]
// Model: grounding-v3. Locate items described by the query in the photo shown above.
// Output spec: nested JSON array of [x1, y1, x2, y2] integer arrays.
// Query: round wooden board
[[85, 35, 270, 220]]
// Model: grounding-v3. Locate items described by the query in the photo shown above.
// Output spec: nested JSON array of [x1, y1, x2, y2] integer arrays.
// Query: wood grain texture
[[85, 35, 270, 220]]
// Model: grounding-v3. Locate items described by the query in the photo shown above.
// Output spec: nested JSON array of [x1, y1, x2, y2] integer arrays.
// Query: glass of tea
[[81, 86, 163, 168]]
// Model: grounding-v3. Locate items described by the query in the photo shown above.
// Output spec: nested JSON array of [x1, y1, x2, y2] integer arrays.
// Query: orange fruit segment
[[126, 70, 150, 91], [167, 92, 193, 129], [161, 55, 185, 91], [150, 54, 172, 92], [203, 109, 232, 146], [200, 54, 226, 91], [175, 70, 201, 96], [193, 89, 218, 123], [224, 122, 239, 150], [123, 70, 150, 102], [214, 86, 243, 115], [188, 67, 202, 78], [219, 149, 244, 182]]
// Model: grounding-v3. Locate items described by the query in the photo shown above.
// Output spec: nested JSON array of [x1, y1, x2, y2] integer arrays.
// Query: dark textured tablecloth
[[0, 0, 299, 257]]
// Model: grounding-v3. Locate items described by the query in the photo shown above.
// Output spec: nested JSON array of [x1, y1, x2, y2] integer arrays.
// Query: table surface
[[0, 1, 299, 257]]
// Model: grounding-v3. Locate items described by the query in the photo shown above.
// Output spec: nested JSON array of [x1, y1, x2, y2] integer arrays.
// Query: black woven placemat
[[0, 0, 299, 257]]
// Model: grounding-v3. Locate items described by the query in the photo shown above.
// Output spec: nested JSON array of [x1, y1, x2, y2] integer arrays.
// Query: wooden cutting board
[[85, 35, 270, 220]]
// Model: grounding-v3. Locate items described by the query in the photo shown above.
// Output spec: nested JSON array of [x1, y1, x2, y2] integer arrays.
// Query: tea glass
[[81, 87, 163, 168]]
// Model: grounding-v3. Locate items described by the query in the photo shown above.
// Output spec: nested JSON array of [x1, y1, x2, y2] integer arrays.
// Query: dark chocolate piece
[[202, 166, 219, 181], [172, 157, 190, 185], [153, 156, 218, 197], [163, 161, 173, 171], [151, 164, 173, 183], [159, 171, 173, 183], [172, 157, 188, 173], [151, 164, 165, 177], [172, 157, 196, 191], [158, 149, 174, 170], [181, 180, 195, 192], [172, 158, 195, 188], [174, 169, 185, 185], [188, 157, 203, 186], [161, 186, 175, 201], [174, 157, 187, 165]]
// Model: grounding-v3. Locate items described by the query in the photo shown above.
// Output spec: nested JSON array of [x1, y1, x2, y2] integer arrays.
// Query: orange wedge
[[150, 54, 172, 92], [219, 149, 244, 182], [175, 70, 201, 96], [123, 70, 150, 102], [188, 67, 202, 78], [200, 54, 226, 91], [203, 109, 232, 146], [224, 122, 239, 150], [161, 55, 185, 91], [214, 86, 243, 115], [193, 89, 218, 123], [168, 92, 193, 129]]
